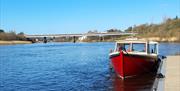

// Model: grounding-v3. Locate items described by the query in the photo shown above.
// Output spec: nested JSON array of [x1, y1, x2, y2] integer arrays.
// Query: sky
[[0, 0, 180, 34]]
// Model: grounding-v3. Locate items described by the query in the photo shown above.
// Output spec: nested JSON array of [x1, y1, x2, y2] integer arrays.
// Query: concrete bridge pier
[[43, 37, 47, 43], [99, 36, 104, 42], [73, 36, 76, 43]]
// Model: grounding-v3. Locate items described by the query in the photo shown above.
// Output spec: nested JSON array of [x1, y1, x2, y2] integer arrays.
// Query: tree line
[[0, 29, 26, 41], [124, 16, 180, 40]]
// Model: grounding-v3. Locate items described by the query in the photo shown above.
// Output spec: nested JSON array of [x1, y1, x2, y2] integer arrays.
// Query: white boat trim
[[109, 51, 120, 56]]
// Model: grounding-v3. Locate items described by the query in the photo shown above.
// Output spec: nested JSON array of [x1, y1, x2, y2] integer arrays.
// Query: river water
[[0, 42, 180, 91]]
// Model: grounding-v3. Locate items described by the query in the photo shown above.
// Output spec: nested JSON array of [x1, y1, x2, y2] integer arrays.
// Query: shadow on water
[[110, 73, 156, 91]]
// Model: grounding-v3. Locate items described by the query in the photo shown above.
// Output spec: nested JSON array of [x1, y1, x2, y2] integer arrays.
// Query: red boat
[[109, 39, 160, 79]]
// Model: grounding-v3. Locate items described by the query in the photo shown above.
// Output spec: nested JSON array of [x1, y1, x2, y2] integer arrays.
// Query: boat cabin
[[114, 40, 158, 55]]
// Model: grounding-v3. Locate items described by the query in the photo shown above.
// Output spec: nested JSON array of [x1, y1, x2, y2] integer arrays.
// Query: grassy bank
[[0, 40, 32, 45], [125, 17, 180, 42]]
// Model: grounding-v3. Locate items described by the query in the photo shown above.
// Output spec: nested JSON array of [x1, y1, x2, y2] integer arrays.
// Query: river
[[0, 42, 180, 91]]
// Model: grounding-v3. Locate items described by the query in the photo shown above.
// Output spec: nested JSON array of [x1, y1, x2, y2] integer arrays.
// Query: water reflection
[[111, 73, 156, 91]]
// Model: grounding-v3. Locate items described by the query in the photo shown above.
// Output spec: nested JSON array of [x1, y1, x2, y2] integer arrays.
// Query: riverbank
[[139, 37, 180, 42], [0, 40, 32, 45]]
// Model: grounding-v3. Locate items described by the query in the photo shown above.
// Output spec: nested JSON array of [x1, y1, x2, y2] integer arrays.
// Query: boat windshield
[[124, 43, 130, 51], [132, 43, 146, 52], [116, 43, 130, 51]]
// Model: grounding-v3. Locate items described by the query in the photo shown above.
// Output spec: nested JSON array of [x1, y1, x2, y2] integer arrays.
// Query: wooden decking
[[165, 56, 180, 91]]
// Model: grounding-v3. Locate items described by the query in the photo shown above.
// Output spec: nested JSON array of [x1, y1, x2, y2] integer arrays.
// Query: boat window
[[124, 43, 130, 51], [117, 44, 123, 51], [149, 44, 157, 54], [132, 43, 146, 52]]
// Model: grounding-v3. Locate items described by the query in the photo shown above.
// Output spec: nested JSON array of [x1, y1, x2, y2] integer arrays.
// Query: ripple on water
[[0, 42, 179, 91]]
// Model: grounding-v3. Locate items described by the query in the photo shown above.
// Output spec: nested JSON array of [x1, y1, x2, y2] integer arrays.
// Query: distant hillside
[[125, 17, 180, 42]]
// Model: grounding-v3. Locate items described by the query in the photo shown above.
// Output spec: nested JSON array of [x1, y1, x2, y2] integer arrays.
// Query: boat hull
[[110, 51, 159, 79]]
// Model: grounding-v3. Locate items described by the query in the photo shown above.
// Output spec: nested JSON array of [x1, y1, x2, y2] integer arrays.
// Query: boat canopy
[[116, 40, 158, 44], [114, 39, 159, 55]]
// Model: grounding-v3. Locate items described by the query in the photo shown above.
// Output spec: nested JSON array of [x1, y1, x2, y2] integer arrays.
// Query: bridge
[[25, 32, 136, 38], [25, 32, 137, 43]]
